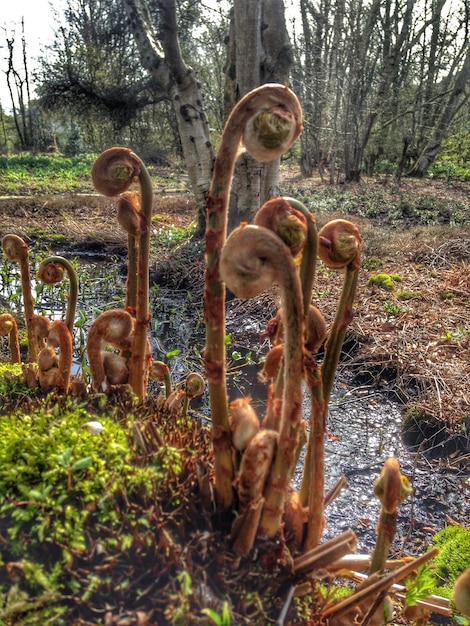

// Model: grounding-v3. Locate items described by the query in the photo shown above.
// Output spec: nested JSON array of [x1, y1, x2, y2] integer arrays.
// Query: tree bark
[[122, 0, 214, 232], [225, 0, 293, 231], [412, 43, 470, 176]]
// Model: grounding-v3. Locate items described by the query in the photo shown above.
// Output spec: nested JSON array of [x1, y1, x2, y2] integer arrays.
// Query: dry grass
[[0, 194, 197, 255], [308, 221, 469, 434]]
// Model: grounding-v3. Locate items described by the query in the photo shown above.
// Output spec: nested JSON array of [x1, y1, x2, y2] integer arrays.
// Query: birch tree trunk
[[122, 0, 214, 232], [225, 0, 293, 231]]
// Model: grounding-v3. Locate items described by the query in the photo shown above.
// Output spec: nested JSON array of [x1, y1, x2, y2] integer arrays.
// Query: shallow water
[[316, 386, 468, 553]]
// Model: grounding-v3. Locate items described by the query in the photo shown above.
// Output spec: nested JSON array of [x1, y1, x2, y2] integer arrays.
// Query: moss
[[0, 363, 23, 378], [0, 398, 183, 557], [362, 258, 384, 270], [430, 525, 470, 601], [397, 289, 421, 300], [0, 363, 30, 397], [25, 228, 68, 243], [367, 273, 402, 291], [401, 406, 444, 451]]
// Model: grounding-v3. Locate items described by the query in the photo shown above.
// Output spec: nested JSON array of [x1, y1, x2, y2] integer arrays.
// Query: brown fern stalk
[[37, 320, 73, 393], [0, 313, 21, 364], [299, 221, 362, 548], [116, 191, 149, 312], [323, 548, 439, 622], [369, 457, 412, 575], [219, 223, 305, 538], [91, 147, 153, 399], [301, 359, 327, 549], [253, 196, 308, 431], [318, 220, 362, 409], [2, 234, 38, 362], [127, 162, 153, 399], [254, 196, 327, 547], [205, 84, 303, 509]]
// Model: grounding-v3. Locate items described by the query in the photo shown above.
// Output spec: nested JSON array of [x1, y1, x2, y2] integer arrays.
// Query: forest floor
[[0, 167, 469, 625], [1, 168, 469, 448]]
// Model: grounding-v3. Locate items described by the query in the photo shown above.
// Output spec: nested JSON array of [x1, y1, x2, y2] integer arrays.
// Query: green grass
[[0, 153, 96, 195], [0, 153, 187, 196]]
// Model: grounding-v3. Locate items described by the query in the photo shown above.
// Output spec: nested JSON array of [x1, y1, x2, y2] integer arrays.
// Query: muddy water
[[316, 387, 467, 553], [2, 258, 469, 563]]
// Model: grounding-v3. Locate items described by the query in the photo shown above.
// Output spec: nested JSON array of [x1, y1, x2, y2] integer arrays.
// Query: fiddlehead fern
[[91, 147, 141, 197], [2, 235, 38, 362], [369, 457, 412, 575], [229, 397, 260, 453], [37, 320, 73, 393], [318, 219, 362, 408], [253, 196, 307, 257], [205, 84, 302, 509], [0, 313, 21, 364], [37, 256, 79, 336], [182, 372, 205, 418], [220, 223, 304, 538], [116, 191, 149, 312], [253, 194, 328, 548], [91, 148, 153, 399], [86, 309, 135, 393]]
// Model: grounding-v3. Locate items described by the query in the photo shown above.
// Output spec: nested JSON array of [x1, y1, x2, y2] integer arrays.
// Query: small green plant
[[397, 289, 421, 300], [314, 287, 331, 299], [441, 326, 468, 344], [383, 301, 401, 316], [152, 223, 196, 247], [165, 571, 194, 625], [405, 562, 437, 608], [362, 257, 384, 270], [202, 601, 231, 626]]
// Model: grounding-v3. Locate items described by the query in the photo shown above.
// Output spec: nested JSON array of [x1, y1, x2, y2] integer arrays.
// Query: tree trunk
[[260, 0, 293, 199], [122, 0, 214, 233], [225, 0, 292, 231], [412, 43, 470, 176]]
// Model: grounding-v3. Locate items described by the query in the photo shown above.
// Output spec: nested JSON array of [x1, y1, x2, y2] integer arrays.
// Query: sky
[[0, 0, 57, 108]]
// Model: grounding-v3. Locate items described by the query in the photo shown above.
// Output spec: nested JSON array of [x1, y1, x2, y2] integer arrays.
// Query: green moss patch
[[367, 272, 403, 291], [430, 525, 470, 602]]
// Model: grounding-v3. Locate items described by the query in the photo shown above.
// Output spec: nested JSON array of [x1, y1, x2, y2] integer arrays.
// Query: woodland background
[[1, 0, 469, 209]]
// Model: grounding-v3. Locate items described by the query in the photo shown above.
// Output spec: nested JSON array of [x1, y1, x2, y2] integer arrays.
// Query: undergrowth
[[0, 387, 214, 625]]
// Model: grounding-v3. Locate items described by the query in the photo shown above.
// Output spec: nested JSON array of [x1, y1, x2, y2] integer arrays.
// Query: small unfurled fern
[[405, 562, 436, 607]]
